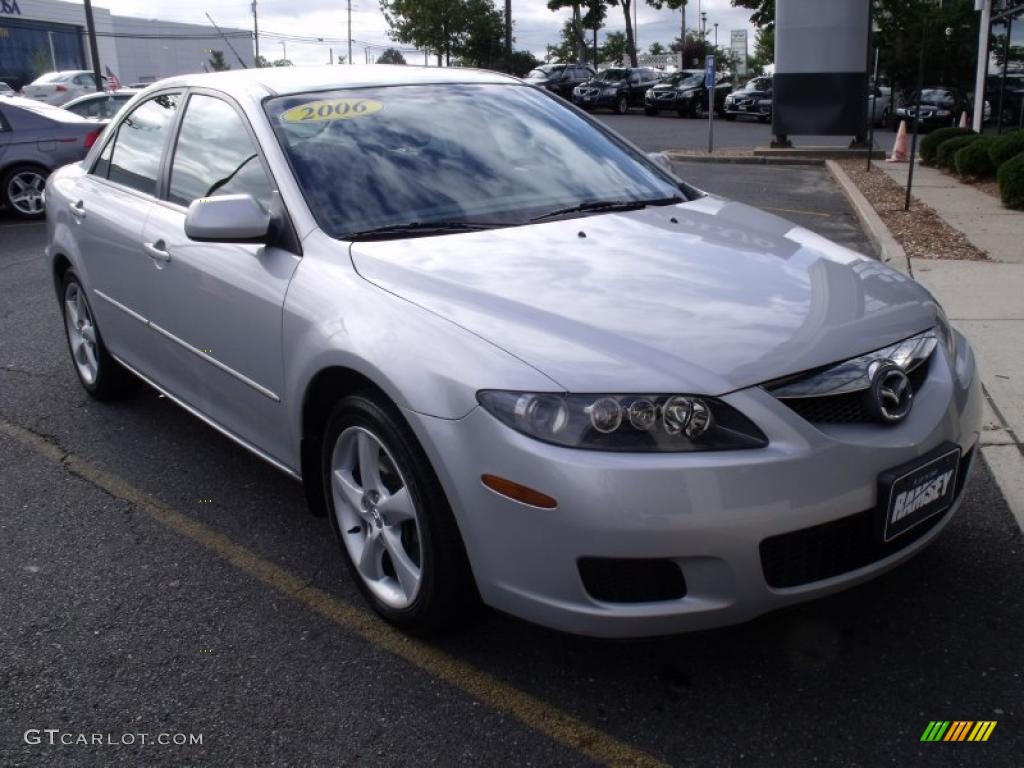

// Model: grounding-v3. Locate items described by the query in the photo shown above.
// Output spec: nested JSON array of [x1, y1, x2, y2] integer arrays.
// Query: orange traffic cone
[[959, 111, 969, 128], [888, 119, 909, 162]]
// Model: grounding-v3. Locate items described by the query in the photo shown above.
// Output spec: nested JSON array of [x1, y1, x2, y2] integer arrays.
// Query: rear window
[[33, 73, 71, 84]]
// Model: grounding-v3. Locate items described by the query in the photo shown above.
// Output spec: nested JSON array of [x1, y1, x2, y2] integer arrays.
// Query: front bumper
[[406, 334, 981, 638], [573, 92, 617, 109], [725, 102, 771, 118], [645, 93, 691, 111], [895, 110, 956, 128]]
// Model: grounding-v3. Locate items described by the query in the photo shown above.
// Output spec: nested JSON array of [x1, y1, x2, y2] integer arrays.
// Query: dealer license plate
[[878, 445, 960, 542]]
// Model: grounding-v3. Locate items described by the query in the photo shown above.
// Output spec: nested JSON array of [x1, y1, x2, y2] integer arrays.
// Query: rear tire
[[321, 392, 478, 634], [59, 270, 136, 400], [2, 164, 48, 220], [616, 94, 629, 115]]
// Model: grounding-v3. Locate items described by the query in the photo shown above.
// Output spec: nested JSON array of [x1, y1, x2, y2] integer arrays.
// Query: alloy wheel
[[7, 170, 46, 216], [63, 282, 99, 386], [331, 426, 423, 609], [617, 95, 629, 115]]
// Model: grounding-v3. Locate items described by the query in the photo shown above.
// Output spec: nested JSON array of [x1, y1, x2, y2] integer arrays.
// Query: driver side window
[[168, 93, 274, 210]]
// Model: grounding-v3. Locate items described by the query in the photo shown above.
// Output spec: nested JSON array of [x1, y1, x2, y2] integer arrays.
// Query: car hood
[[651, 83, 698, 92], [349, 198, 939, 394], [587, 78, 625, 87]]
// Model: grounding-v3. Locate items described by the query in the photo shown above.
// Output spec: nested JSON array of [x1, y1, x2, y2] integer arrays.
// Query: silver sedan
[[45, 66, 981, 637]]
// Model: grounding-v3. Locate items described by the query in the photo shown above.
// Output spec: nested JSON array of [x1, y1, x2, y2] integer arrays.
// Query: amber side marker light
[[481, 474, 558, 509]]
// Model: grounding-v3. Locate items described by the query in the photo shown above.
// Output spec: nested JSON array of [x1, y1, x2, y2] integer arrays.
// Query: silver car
[[45, 67, 982, 638], [22, 70, 106, 106], [1, 97, 103, 218], [62, 89, 140, 121]]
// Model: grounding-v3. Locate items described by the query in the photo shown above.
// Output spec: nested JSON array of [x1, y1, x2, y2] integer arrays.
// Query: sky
[[89, 0, 761, 65]]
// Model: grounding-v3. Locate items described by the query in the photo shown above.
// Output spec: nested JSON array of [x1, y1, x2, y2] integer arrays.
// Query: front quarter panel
[[283, 230, 560, 452], [45, 163, 88, 291]]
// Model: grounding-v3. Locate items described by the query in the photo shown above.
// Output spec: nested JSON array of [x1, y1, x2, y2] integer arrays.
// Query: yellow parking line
[[761, 206, 832, 218], [0, 417, 667, 768]]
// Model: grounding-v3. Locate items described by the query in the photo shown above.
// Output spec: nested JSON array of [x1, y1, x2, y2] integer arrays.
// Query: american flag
[[105, 66, 121, 91]]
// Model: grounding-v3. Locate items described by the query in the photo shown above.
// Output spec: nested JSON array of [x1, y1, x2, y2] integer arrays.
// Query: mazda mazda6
[[44, 66, 981, 637]]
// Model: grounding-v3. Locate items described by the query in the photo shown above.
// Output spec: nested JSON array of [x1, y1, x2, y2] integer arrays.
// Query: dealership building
[[0, 0, 253, 89]]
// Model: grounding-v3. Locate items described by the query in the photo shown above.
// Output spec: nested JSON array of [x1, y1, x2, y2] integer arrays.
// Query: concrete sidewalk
[[875, 160, 1024, 529]]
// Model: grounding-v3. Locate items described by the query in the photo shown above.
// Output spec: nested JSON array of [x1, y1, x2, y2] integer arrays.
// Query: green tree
[[670, 30, 708, 69], [600, 31, 628, 66], [454, 0, 506, 68], [381, 0, 463, 65], [607, 0, 638, 66], [583, 0, 610, 65], [255, 55, 293, 67], [548, 0, 590, 64], [648, 41, 666, 56], [731, 0, 774, 29], [647, 0, 687, 65], [503, 49, 542, 77], [376, 47, 408, 64], [750, 24, 773, 71], [208, 50, 231, 71], [546, 19, 578, 63], [30, 47, 52, 78], [874, 0, 979, 100]]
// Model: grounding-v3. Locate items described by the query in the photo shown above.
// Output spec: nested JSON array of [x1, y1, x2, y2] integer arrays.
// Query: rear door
[[141, 90, 299, 462], [70, 92, 182, 375]]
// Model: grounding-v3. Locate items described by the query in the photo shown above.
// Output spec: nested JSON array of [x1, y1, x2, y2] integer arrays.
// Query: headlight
[[934, 308, 958, 361], [477, 391, 767, 452]]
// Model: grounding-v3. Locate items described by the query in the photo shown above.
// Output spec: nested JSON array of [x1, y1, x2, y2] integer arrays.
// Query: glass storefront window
[[0, 19, 84, 91]]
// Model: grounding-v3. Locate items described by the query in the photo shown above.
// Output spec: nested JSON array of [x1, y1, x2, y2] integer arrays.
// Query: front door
[[71, 92, 181, 376], [141, 92, 299, 464]]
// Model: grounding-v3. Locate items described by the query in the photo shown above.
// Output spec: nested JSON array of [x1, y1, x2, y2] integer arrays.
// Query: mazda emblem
[[863, 360, 913, 424]]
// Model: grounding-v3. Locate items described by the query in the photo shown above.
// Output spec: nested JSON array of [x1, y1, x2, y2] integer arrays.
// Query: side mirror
[[647, 151, 675, 176], [184, 194, 271, 243]]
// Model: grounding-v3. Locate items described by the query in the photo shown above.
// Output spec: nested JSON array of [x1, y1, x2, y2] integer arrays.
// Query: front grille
[[578, 87, 599, 98], [656, 91, 675, 100], [779, 356, 931, 425], [760, 448, 974, 588], [578, 557, 687, 603]]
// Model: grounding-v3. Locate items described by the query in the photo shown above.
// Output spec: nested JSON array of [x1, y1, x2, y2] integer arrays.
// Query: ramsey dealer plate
[[878, 444, 961, 543]]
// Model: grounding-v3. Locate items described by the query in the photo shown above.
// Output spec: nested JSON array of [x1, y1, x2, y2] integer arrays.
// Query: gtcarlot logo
[[24, 729, 203, 747]]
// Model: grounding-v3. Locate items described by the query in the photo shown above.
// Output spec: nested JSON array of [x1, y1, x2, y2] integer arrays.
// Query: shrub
[[936, 135, 982, 169], [954, 137, 997, 178], [920, 126, 974, 166], [997, 151, 1024, 209], [988, 129, 1024, 169]]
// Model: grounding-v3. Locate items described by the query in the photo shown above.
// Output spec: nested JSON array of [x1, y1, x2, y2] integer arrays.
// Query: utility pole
[[280, 41, 286, 61], [329, 47, 333, 65], [252, 0, 259, 63], [83, 0, 103, 92], [972, 0, 992, 132], [505, 0, 512, 59], [714, 22, 718, 48], [348, 0, 353, 65]]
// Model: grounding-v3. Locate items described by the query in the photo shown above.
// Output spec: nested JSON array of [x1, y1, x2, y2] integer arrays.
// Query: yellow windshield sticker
[[280, 98, 383, 123]]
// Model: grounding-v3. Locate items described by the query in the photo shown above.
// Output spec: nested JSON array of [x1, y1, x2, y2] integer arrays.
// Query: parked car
[[523, 64, 595, 99], [723, 76, 773, 121], [22, 71, 107, 106], [62, 89, 140, 121], [644, 70, 733, 118], [0, 82, 14, 97], [893, 87, 970, 131], [0, 97, 103, 218], [573, 67, 661, 114], [46, 66, 980, 638], [867, 85, 892, 127]]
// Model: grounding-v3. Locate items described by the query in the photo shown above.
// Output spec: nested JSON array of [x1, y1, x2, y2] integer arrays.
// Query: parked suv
[[645, 70, 733, 118], [523, 64, 596, 99], [573, 67, 661, 114], [724, 76, 773, 122], [893, 88, 970, 131]]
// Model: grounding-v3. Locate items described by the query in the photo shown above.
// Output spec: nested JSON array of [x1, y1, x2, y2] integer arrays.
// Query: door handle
[[144, 240, 171, 263], [70, 200, 86, 219]]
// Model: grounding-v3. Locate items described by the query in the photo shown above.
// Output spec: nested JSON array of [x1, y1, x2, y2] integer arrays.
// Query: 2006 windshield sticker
[[280, 98, 383, 123]]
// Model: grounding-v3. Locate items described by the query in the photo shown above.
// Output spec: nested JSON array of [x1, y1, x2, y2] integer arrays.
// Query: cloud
[[93, 0, 758, 66]]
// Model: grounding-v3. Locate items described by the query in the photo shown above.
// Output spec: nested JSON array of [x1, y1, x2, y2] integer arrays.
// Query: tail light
[[84, 128, 102, 149], [55, 85, 68, 93]]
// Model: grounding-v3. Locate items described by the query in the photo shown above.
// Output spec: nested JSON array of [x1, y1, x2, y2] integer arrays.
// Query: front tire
[[321, 393, 477, 634], [59, 270, 135, 399], [2, 164, 48, 220]]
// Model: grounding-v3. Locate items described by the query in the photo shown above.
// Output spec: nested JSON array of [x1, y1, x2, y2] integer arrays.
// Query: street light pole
[[252, 0, 259, 63], [280, 41, 286, 61], [348, 0, 353, 65], [83, 0, 103, 92], [972, 0, 992, 131], [714, 23, 718, 49]]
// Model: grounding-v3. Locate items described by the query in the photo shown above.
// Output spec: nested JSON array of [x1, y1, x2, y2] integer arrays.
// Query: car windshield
[[598, 69, 628, 81], [918, 89, 955, 105], [526, 67, 561, 78], [663, 73, 703, 88], [266, 83, 684, 240], [739, 78, 770, 92]]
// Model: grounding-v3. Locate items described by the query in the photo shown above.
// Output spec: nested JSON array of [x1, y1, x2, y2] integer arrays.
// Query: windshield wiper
[[530, 196, 683, 223], [343, 221, 505, 241]]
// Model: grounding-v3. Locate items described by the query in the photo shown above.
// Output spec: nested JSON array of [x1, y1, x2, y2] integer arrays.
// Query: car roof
[[151, 65, 519, 99]]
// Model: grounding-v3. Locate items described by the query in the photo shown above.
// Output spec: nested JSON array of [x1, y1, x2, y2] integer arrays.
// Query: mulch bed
[[836, 159, 988, 261]]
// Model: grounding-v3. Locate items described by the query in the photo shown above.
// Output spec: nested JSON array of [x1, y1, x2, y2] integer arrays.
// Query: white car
[[23, 71, 106, 106], [868, 85, 892, 127], [62, 89, 140, 121]]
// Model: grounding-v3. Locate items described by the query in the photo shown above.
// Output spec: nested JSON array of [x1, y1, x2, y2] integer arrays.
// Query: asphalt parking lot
[[1, 161, 1021, 767]]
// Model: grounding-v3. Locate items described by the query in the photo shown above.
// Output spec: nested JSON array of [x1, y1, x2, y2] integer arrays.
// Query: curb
[[665, 152, 825, 166], [825, 159, 912, 275]]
